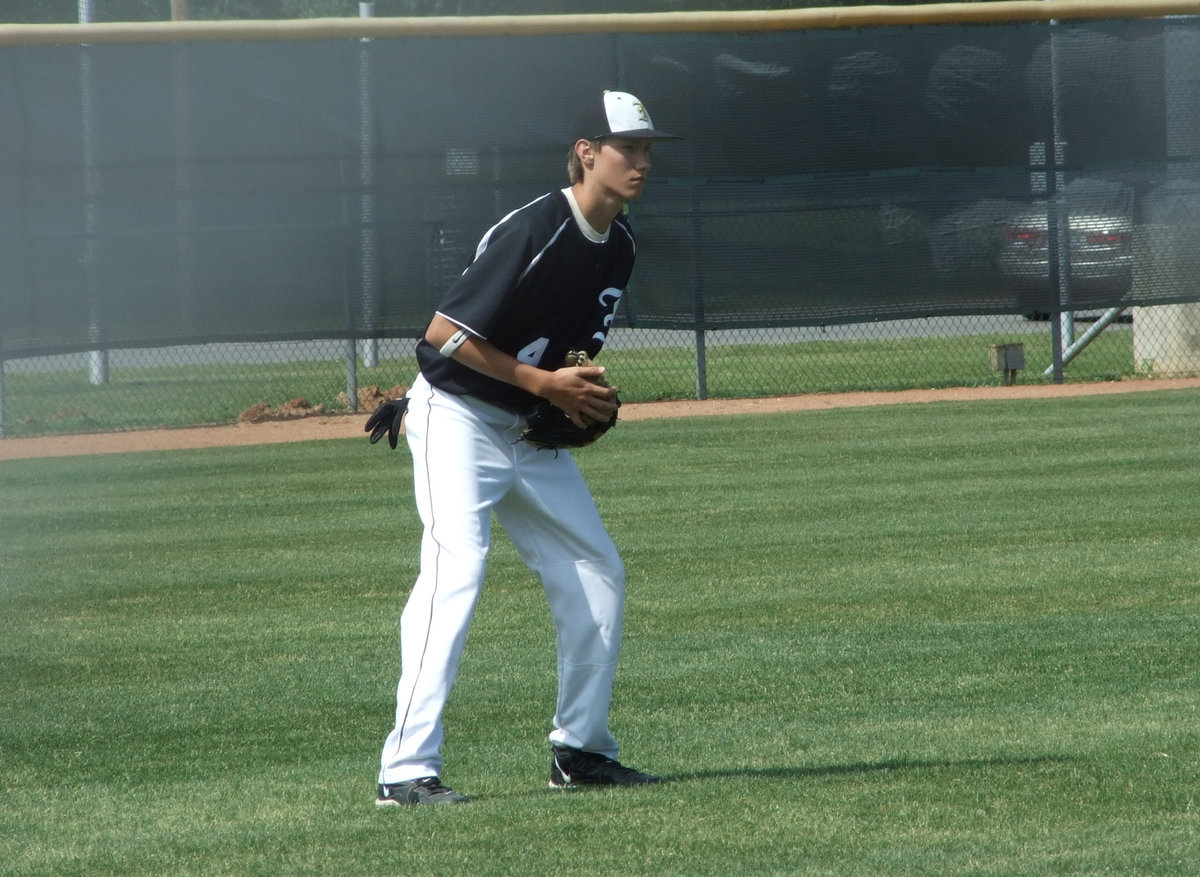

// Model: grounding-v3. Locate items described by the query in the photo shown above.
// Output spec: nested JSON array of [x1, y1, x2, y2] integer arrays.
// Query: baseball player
[[372, 91, 681, 806]]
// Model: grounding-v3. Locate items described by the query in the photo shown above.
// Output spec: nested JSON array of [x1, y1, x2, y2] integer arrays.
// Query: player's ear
[[575, 138, 596, 170]]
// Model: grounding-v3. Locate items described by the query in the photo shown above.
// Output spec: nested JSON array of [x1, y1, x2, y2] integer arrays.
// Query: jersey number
[[516, 337, 550, 366]]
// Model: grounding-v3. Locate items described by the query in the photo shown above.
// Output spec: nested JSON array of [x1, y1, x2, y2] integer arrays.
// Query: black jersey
[[416, 188, 635, 413]]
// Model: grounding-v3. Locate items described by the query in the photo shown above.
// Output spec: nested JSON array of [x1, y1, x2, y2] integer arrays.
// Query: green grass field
[[2, 390, 1198, 875]]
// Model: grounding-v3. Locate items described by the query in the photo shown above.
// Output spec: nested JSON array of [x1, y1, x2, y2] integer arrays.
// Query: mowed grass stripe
[[1, 389, 1197, 875]]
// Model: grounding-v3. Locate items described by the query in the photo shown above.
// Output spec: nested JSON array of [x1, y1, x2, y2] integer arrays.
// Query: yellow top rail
[[1, 1, 1198, 46]]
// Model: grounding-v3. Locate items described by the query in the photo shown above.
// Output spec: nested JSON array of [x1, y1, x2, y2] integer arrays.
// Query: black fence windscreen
[[2, 16, 1199, 358]]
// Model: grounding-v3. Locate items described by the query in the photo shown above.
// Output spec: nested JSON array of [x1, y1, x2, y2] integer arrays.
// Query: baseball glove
[[520, 351, 619, 450]]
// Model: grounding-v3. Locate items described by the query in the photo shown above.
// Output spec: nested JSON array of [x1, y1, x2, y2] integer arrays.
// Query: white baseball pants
[[379, 374, 625, 784]]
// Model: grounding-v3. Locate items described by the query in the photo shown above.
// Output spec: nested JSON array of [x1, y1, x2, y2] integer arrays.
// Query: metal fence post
[[1043, 2, 1067, 384], [345, 339, 358, 413], [359, 1, 379, 368], [79, 0, 108, 386], [690, 188, 708, 400], [0, 356, 6, 439]]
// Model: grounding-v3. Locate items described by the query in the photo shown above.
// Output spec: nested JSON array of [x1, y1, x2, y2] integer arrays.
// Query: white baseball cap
[[570, 90, 680, 142]]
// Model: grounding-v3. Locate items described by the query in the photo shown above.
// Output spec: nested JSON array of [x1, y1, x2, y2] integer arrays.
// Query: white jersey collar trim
[[562, 187, 609, 243]]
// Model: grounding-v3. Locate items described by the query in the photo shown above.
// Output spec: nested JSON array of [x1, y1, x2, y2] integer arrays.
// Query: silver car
[[998, 208, 1133, 295]]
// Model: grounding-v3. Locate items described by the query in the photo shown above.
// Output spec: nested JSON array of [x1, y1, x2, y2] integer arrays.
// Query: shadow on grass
[[664, 753, 1074, 784], [442, 754, 1079, 805]]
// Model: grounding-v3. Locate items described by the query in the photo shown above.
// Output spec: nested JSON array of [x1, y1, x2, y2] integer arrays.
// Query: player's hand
[[365, 397, 410, 449], [541, 365, 618, 429]]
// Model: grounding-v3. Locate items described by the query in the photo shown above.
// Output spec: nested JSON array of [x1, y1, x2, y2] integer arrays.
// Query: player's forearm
[[425, 315, 550, 397], [455, 340, 550, 397]]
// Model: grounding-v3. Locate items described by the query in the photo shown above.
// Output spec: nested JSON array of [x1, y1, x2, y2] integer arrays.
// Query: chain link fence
[[4, 7, 1200, 439], [3, 306, 1196, 437]]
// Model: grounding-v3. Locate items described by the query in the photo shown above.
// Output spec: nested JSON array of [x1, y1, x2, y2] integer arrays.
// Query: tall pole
[[359, 1, 379, 369], [173, 0, 196, 328], [1051, 17, 1074, 372], [1043, 3, 1068, 384], [79, 0, 108, 386]]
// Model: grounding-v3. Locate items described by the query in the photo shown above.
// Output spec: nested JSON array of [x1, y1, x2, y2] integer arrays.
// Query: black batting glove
[[364, 397, 409, 449]]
